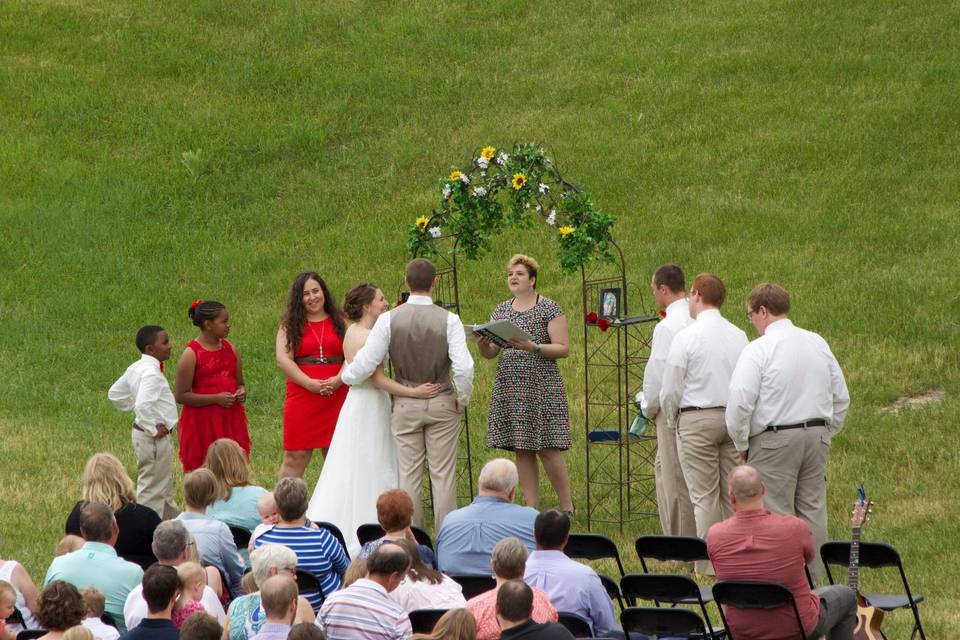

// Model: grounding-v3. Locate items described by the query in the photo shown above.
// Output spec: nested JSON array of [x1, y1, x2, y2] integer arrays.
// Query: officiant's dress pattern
[[487, 296, 571, 451]]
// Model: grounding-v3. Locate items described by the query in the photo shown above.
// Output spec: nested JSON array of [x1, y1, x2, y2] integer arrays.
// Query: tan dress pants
[[131, 427, 180, 519], [654, 412, 696, 539], [391, 394, 461, 529], [676, 408, 738, 574]]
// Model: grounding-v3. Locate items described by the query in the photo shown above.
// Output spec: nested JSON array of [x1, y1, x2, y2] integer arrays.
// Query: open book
[[464, 320, 533, 349]]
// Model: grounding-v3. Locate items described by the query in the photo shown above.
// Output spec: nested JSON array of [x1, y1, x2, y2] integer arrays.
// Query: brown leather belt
[[133, 423, 168, 439], [678, 406, 725, 413], [295, 356, 344, 365]]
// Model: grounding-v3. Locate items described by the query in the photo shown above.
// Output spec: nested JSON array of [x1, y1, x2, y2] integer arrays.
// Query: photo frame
[[599, 287, 621, 319]]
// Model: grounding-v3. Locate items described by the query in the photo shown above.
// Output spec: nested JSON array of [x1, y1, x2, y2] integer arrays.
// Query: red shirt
[[466, 585, 558, 640], [706, 509, 820, 638]]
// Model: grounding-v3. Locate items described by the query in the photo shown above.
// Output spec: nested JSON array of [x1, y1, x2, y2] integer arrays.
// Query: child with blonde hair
[[171, 563, 207, 628], [79, 588, 119, 640], [0, 581, 17, 640]]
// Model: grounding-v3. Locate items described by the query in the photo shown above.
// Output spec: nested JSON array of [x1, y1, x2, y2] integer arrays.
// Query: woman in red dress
[[174, 299, 251, 472], [276, 272, 348, 478]]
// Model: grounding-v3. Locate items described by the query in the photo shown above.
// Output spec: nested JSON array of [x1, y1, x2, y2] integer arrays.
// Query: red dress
[[178, 339, 251, 471], [283, 318, 348, 450]]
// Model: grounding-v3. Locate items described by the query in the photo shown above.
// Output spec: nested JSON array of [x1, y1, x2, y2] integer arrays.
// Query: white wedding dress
[[306, 367, 398, 558]]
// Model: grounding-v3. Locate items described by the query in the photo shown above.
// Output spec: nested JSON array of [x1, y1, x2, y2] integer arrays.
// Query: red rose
[[597, 318, 610, 332], [658, 310, 666, 318], [585, 311, 599, 324]]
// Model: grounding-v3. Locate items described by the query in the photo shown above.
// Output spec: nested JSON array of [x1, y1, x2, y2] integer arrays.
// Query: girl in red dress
[[174, 299, 250, 472], [275, 272, 348, 478]]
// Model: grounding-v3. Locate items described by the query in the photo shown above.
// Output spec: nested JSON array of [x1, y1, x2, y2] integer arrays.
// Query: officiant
[[473, 254, 573, 514]]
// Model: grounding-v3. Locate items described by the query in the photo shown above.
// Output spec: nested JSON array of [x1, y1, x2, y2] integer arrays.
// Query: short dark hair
[[747, 282, 791, 316], [405, 259, 436, 292], [188, 300, 227, 329], [366, 544, 410, 576], [143, 564, 180, 613], [273, 477, 308, 521], [79, 502, 114, 543], [36, 581, 85, 631], [653, 264, 685, 293], [496, 580, 533, 623], [533, 509, 570, 549], [692, 273, 726, 307], [288, 623, 326, 640], [179, 612, 223, 640], [136, 326, 165, 353]]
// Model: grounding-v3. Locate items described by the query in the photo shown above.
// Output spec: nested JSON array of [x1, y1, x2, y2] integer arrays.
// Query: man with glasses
[[726, 283, 850, 577]]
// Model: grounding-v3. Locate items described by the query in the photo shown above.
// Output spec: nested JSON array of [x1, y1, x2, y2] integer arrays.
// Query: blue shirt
[[249, 622, 291, 640], [119, 618, 179, 640], [44, 542, 143, 632], [435, 496, 538, 576], [523, 550, 616, 637], [254, 525, 349, 611], [207, 486, 268, 532], [176, 513, 246, 598]]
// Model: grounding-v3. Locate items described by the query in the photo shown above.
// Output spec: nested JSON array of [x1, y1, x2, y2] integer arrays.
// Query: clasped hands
[[307, 377, 343, 396]]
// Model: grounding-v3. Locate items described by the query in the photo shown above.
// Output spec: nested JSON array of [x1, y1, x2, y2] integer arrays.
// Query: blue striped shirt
[[254, 525, 348, 610]]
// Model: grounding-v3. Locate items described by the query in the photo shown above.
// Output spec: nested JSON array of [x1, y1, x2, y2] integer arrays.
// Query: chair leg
[[911, 603, 926, 640]]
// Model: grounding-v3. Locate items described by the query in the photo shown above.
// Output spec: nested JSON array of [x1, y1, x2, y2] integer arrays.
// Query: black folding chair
[[564, 533, 626, 577], [229, 525, 252, 551], [295, 569, 325, 608], [6, 608, 26, 629], [409, 608, 448, 634], [355, 523, 435, 551], [599, 573, 625, 610], [635, 535, 714, 604], [17, 632, 46, 640], [557, 612, 594, 638], [314, 521, 350, 559], [712, 580, 804, 640], [447, 575, 496, 599], [820, 541, 925, 640], [100, 613, 119, 629], [621, 607, 711, 639], [619, 574, 723, 638]]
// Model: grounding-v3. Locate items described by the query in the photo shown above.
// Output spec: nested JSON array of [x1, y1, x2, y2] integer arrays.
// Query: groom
[[341, 258, 474, 529]]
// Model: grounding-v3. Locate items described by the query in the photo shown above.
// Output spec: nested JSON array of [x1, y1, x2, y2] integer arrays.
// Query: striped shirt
[[316, 579, 411, 640], [253, 525, 348, 610]]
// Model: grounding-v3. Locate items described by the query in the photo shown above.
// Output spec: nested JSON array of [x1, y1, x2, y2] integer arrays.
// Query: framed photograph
[[599, 287, 621, 319]]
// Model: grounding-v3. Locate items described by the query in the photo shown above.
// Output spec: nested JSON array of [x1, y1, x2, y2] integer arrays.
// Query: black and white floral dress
[[486, 296, 571, 451]]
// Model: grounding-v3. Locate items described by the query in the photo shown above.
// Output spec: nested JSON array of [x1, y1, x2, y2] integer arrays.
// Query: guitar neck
[[848, 525, 861, 590]]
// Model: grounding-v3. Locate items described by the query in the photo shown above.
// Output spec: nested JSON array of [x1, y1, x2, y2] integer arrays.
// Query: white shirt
[[641, 298, 692, 419], [123, 582, 225, 630], [661, 308, 748, 428], [108, 354, 178, 436], [725, 318, 850, 451], [83, 616, 120, 640], [340, 295, 475, 405], [388, 574, 466, 612]]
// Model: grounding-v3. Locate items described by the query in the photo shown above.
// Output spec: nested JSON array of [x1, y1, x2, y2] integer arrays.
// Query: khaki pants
[[131, 428, 180, 519], [677, 408, 738, 574], [748, 425, 831, 578], [391, 394, 461, 529], [654, 412, 696, 539]]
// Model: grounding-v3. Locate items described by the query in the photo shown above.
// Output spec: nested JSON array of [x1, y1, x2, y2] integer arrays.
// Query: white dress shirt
[[108, 354, 178, 436], [340, 295, 474, 405], [725, 319, 850, 451], [661, 308, 748, 427], [123, 582, 225, 630], [641, 298, 692, 420], [388, 574, 466, 612]]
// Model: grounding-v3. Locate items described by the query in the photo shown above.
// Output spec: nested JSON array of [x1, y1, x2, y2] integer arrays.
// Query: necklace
[[307, 318, 326, 360]]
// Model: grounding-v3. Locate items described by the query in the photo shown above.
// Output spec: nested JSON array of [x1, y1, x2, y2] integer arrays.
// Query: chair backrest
[[355, 524, 435, 552], [314, 521, 350, 559], [408, 608, 449, 634], [620, 572, 701, 605], [295, 569, 324, 602], [229, 525, 252, 550], [17, 631, 47, 640], [557, 612, 594, 638], [447, 575, 496, 600], [564, 533, 626, 576], [712, 580, 805, 639], [410, 525, 434, 551], [100, 613, 119, 629], [598, 574, 624, 610], [634, 535, 708, 571], [6, 608, 26, 628], [620, 607, 707, 638]]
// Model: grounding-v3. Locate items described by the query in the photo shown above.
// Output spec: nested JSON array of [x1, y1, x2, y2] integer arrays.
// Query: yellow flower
[[559, 226, 575, 236], [416, 216, 430, 232], [512, 172, 527, 190], [450, 170, 462, 182], [481, 146, 496, 160]]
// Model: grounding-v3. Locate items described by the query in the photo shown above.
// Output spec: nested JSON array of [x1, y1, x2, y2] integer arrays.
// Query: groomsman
[[641, 264, 695, 538], [660, 273, 747, 573]]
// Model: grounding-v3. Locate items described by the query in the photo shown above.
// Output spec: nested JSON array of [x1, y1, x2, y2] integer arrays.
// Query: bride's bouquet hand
[[410, 382, 442, 399]]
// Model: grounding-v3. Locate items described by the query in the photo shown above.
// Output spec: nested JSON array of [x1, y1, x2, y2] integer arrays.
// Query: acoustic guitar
[[850, 486, 886, 640]]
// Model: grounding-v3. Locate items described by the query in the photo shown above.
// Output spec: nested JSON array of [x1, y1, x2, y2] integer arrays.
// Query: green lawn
[[2, 0, 958, 635]]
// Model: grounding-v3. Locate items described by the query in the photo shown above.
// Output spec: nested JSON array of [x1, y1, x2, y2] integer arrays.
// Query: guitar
[[850, 486, 886, 640]]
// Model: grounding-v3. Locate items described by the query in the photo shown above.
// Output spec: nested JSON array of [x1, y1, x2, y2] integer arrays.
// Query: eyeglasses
[[746, 310, 755, 321]]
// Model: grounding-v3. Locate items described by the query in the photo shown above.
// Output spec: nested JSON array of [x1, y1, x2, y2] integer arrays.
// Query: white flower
[[460, 173, 470, 185], [442, 184, 452, 199], [476, 157, 489, 169], [428, 226, 442, 238], [546, 210, 557, 226], [496, 152, 510, 165], [536, 204, 542, 213], [538, 183, 549, 194], [472, 186, 487, 197]]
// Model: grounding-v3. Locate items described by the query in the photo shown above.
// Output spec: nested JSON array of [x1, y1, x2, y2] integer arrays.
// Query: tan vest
[[389, 303, 451, 387]]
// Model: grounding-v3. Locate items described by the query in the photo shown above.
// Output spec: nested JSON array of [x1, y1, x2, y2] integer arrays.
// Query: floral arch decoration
[[407, 143, 617, 272]]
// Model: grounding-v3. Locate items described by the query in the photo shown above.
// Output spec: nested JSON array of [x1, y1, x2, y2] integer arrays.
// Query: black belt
[[133, 423, 169, 439], [763, 419, 827, 433], [678, 406, 725, 413], [295, 356, 344, 365]]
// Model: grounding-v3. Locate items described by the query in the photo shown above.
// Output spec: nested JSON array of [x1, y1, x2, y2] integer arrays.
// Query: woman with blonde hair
[[204, 439, 267, 532], [410, 608, 477, 640], [64, 453, 161, 570]]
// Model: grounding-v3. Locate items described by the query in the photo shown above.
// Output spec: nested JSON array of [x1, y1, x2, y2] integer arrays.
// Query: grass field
[[2, 0, 959, 635]]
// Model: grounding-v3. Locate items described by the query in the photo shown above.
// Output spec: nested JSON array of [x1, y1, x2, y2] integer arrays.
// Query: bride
[[306, 283, 439, 557]]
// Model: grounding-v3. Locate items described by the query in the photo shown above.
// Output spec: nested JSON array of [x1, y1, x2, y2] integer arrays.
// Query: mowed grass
[[2, 0, 959, 634]]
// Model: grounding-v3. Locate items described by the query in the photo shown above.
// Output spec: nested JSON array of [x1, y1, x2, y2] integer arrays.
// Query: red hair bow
[[191, 298, 204, 309]]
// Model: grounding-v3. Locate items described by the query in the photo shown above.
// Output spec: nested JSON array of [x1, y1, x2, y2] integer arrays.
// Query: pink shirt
[[707, 509, 820, 638], [466, 585, 558, 640]]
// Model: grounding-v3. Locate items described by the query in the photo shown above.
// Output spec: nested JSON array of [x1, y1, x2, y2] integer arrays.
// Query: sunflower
[[481, 146, 496, 160], [512, 172, 527, 190], [559, 226, 575, 236], [416, 216, 430, 232]]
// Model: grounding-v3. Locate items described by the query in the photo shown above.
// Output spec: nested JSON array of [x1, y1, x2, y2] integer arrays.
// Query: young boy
[[80, 587, 120, 640], [108, 325, 180, 519]]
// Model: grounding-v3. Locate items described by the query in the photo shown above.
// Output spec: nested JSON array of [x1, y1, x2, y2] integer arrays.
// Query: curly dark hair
[[282, 272, 345, 351], [342, 283, 379, 322], [37, 581, 85, 631]]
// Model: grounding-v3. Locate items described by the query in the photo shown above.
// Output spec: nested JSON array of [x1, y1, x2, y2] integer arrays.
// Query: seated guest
[[225, 544, 315, 640], [466, 538, 557, 640], [287, 623, 324, 640], [80, 588, 120, 640], [496, 581, 572, 640], [522, 510, 616, 639], [409, 609, 476, 640], [315, 545, 411, 640], [124, 521, 225, 630], [359, 491, 436, 569], [0, 553, 40, 632], [249, 576, 298, 640], [204, 439, 267, 532], [254, 478, 348, 612], [707, 465, 856, 640], [35, 581, 85, 640], [436, 459, 538, 575], [171, 563, 207, 629], [179, 612, 222, 640], [65, 453, 161, 571], [176, 469, 246, 598], [46, 502, 144, 632], [388, 540, 465, 612], [119, 566, 179, 640]]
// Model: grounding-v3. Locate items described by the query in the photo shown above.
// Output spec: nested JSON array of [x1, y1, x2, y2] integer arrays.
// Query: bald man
[[706, 466, 855, 640]]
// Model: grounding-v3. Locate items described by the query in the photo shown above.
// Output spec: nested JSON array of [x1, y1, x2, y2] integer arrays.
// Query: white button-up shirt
[[107, 354, 178, 436], [725, 319, 850, 451], [340, 295, 474, 405], [641, 298, 692, 420], [661, 308, 748, 428]]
